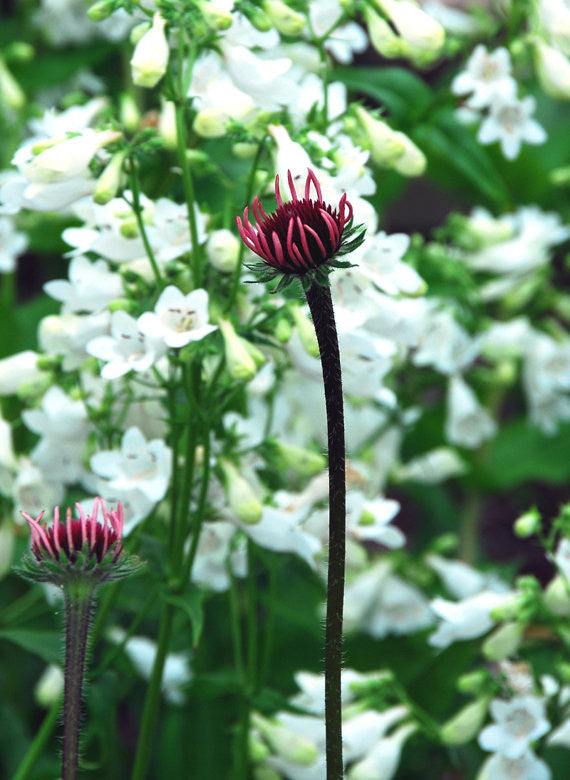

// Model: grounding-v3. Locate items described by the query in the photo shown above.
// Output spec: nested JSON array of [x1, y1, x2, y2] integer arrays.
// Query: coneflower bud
[[17, 498, 138, 780], [19, 498, 136, 586], [236, 168, 364, 290]]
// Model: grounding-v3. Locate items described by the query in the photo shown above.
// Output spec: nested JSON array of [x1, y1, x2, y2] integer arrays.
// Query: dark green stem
[[304, 282, 345, 780], [62, 582, 95, 780], [130, 603, 175, 780], [12, 697, 61, 780]]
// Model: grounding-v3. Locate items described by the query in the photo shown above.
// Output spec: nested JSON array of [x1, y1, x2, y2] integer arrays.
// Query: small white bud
[[130, 12, 169, 88], [263, 1, 306, 35], [35, 665, 64, 708], [534, 39, 570, 100], [219, 319, 258, 382], [482, 621, 524, 661], [440, 697, 490, 745], [93, 150, 126, 205], [290, 306, 319, 358], [220, 460, 263, 525], [252, 712, 319, 765], [206, 229, 240, 273], [354, 107, 406, 166]]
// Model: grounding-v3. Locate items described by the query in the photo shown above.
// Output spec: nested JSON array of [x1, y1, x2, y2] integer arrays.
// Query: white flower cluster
[[452, 45, 546, 159]]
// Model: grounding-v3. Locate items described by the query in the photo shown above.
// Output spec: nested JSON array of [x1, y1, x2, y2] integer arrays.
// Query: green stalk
[[129, 161, 164, 291], [227, 136, 267, 311], [62, 582, 96, 780], [130, 603, 175, 780], [12, 697, 61, 780], [304, 281, 346, 780], [174, 103, 202, 288]]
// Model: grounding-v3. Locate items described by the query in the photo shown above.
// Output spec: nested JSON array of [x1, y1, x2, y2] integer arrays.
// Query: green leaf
[[334, 66, 433, 122], [412, 112, 509, 207], [162, 589, 205, 648], [485, 420, 570, 489], [0, 629, 61, 665]]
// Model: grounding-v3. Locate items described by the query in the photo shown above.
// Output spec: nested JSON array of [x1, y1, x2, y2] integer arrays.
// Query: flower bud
[[490, 593, 526, 622], [244, 7, 272, 32], [119, 217, 140, 239], [201, 1, 234, 30], [0, 58, 25, 111], [35, 664, 64, 707], [375, 0, 445, 62], [206, 229, 240, 273], [232, 142, 259, 159], [274, 316, 292, 343], [249, 732, 271, 763], [290, 306, 319, 358], [482, 621, 524, 661], [364, 8, 404, 58], [391, 131, 427, 177], [0, 351, 41, 395], [130, 12, 169, 89], [514, 507, 541, 538], [545, 576, 570, 616], [354, 107, 406, 167], [193, 107, 229, 139], [263, 1, 306, 35], [219, 460, 263, 525], [251, 712, 319, 765], [219, 319, 258, 382], [440, 697, 490, 745], [26, 129, 122, 184], [534, 39, 570, 100], [87, 0, 115, 21], [158, 100, 177, 149], [93, 150, 126, 205], [457, 670, 489, 695], [268, 439, 326, 476], [120, 93, 141, 134]]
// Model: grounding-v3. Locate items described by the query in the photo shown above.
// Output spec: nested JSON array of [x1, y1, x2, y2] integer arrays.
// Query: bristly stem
[[304, 281, 346, 780], [62, 582, 95, 780]]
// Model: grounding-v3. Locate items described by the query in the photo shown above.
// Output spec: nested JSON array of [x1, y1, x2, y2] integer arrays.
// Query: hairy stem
[[304, 281, 345, 780], [62, 582, 95, 780]]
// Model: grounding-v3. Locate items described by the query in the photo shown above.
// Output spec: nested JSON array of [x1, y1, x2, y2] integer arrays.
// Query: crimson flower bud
[[236, 168, 365, 290]]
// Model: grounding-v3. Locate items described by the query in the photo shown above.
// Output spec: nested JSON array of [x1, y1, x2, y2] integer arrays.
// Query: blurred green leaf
[[0, 628, 61, 665], [485, 420, 570, 488], [334, 66, 433, 122], [162, 589, 205, 648], [413, 112, 509, 208]]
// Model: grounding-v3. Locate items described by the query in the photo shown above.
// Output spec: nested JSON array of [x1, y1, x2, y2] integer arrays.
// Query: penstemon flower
[[236, 168, 365, 291]]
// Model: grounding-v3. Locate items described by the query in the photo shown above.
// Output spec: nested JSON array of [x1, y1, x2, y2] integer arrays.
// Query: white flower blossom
[[138, 286, 217, 349], [90, 426, 171, 504], [429, 590, 512, 649], [190, 521, 247, 592], [478, 94, 547, 160], [44, 255, 123, 313], [478, 696, 550, 759], [87, 309, 166, 379], [445, 374, 497, 449], [478, 748, 551, 780], [452, 46, 516, 109]]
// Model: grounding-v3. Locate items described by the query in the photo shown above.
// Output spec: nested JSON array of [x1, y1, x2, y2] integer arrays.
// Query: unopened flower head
[[19, 498, 136, 585], [236, 168, 365, 290]]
